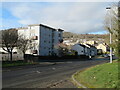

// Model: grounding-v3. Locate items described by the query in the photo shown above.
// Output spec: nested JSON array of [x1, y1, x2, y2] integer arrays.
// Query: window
[[58, 33, 61, 37], [52, 39, 54, 42], [32, 36, 38, 40], [44, 40, 46, 43], [52, 45, 54, 48]]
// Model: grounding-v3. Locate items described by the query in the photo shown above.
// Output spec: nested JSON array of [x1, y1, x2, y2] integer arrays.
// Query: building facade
[[71, 44, 90, 56], [18, 24, 63, 56], [96, 43, 109, 53]]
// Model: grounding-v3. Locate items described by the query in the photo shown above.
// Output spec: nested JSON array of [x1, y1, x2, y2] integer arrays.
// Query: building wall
[[28, 25, 40, 55], [1, 54, 24, 61], [18, 24, 63, 56], [72, 44, 84, 55], [83, 40, 96, 45], [39, 25, 53, 56], [96, 44, 107, 53], [85, 47, 90, 56], [53, 30, 61, 56], [89, 47, 97, 56]]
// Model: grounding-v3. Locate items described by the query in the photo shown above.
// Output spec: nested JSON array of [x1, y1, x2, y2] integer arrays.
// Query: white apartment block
[[17, 24, 63, 56]]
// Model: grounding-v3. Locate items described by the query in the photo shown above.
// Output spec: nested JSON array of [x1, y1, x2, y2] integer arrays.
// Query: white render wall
[[29, 26, 40, 55]]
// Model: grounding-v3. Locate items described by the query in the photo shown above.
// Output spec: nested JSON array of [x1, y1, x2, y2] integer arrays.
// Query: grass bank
[[2, 61, 38, 67], [73, 60, 119, 88]]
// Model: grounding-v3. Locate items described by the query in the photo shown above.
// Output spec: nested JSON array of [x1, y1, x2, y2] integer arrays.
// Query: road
[[2, 58, 109, 88]]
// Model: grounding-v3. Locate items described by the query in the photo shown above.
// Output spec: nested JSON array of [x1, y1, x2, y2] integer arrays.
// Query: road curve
[[2, 59, 109, 88]]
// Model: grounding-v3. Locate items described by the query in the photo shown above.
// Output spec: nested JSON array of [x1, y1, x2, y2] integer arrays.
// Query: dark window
[[59, 33, 61, 37], [59, 39, 63, 43], [44, 40, 46, 43]]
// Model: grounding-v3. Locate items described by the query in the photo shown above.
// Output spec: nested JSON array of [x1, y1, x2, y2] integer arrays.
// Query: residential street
[[2, 58, 109, 88]]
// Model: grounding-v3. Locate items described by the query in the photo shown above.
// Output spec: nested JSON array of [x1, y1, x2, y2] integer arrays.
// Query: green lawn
[[74, 60, 119, 88]]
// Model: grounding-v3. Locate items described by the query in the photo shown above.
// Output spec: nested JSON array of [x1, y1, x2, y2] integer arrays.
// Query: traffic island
[[72, 60, 119, 88]]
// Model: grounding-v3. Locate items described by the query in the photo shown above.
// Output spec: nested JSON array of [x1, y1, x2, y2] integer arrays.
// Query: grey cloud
[[6, 2, 111, 33]]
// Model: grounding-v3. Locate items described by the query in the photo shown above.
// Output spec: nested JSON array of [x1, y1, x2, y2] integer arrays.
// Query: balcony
[[32, 36, 38, 40], [32, 50, 38, 54]]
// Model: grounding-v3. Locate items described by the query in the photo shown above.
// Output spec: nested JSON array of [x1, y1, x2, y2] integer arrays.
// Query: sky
[[0, 1, 115, 34]]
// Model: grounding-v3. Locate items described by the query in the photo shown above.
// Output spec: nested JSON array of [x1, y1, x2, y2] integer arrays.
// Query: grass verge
[[2, 61, 38, 67], [73, 60, 119, 88]]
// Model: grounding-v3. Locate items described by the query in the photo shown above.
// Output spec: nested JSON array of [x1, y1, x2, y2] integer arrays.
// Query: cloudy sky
[[1, 2, 114, 34]]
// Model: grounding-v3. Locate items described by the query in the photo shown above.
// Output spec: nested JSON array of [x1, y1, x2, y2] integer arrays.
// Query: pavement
[[2, 58, 109, 88]]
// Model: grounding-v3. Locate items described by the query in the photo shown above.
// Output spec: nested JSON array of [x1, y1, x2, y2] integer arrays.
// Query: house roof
[[86, 44, 96, 48], [58, 29, 64, 32], [17, 27, 28, 30], [78, 44, 86, 48]]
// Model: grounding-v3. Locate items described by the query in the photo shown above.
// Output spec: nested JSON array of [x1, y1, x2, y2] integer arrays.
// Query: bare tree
[[56, 43, 69, 57], [2, 29, 18, 61], [17, 35, 32, 60]]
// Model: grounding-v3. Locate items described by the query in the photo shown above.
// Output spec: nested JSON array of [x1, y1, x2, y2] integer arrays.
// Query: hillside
[[63, 32, 110, 44]]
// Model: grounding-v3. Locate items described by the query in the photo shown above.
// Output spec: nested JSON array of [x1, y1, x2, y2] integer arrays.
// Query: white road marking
[[36, 71, 41, 73], [52, 68, 56, 70]]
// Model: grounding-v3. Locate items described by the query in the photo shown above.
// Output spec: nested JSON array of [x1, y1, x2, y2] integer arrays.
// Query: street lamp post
[[106, 7, 113, 63]]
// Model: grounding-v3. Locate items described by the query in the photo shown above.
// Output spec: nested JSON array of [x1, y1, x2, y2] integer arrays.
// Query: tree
[[17, 35, 32, 60], [104, 3, 120, 58], [54, 42, 69, 57], [118, 2, 120, 59], [2, 29, 18, 61]]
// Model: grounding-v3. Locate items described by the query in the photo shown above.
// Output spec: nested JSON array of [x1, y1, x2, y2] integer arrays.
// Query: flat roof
[[28, 24, 56, 31], [58, 29, 64, 31], [17, 24, 64, 31]]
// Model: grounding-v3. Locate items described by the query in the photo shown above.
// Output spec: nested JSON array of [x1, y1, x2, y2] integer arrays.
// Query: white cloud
[[3, 2, 111, 33]]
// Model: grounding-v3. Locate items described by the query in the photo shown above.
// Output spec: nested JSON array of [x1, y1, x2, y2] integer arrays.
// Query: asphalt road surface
[[2, 58, 109, 88]]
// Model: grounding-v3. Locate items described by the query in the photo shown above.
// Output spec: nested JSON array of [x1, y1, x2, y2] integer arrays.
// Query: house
[[96, 43, 109, 53], [17, 24, 64, 56], [71, 44, 90, 56], [85, 44, 97, 57], [83, 40, 97, 45]]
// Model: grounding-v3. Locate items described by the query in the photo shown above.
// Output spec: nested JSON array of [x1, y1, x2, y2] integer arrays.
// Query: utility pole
[[106, 7, 113, 63]]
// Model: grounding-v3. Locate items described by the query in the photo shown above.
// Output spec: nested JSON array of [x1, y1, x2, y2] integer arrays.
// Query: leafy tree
[[104, 3, 120, 58], [2, 29, 18, 61], [118, 2, 120, 59]]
